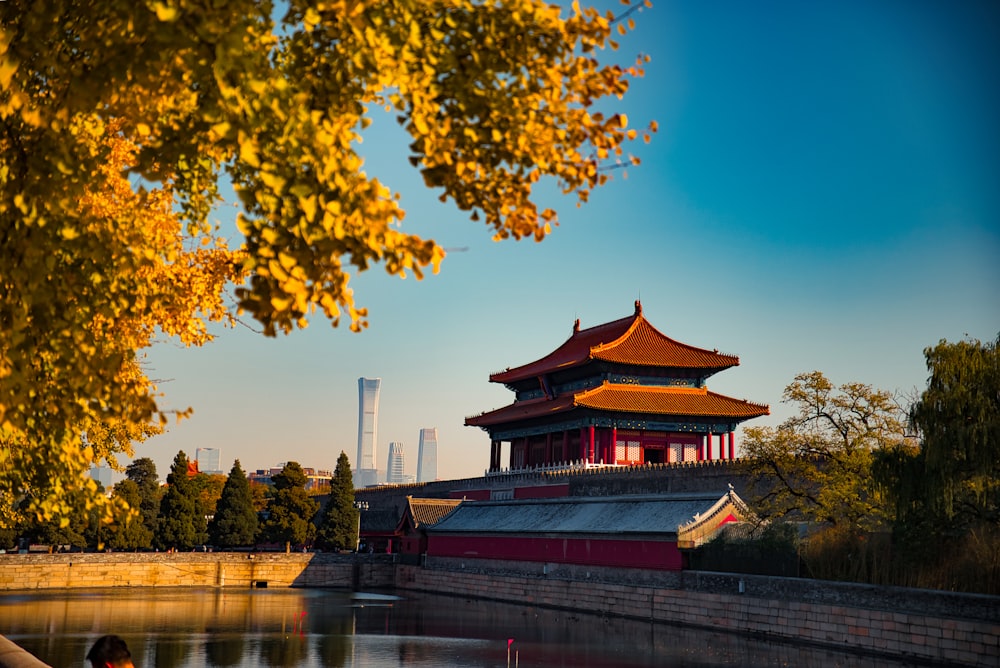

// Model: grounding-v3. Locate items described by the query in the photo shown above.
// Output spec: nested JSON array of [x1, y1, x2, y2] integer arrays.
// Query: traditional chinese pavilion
[[466, 301, 769, 471]]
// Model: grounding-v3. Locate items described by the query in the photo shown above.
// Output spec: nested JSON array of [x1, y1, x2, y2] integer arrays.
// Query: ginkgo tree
[[0, 0, 653, 526]]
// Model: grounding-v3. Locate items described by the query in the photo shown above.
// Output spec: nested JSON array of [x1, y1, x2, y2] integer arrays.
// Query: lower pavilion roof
[[427, 490, 754, 546], [465, 382, 769, 428]]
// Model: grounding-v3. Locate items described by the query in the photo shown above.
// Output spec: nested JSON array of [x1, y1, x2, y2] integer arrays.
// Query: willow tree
[[898, 336, 1000, 531], [0, 0, 653, 526]]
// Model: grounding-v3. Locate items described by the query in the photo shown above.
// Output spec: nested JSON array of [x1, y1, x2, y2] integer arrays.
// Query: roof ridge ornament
[[634, 299, 642, 315], [573, 318, 580, 333]]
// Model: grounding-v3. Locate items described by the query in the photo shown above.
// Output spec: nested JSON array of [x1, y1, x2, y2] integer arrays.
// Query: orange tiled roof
[[490, 302, 738, 384], [407, 497, 463, 528], [466, 383, 769, 427]]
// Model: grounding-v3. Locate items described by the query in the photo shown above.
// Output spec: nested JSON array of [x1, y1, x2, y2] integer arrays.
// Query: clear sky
[[139, 0, 1000, 483]]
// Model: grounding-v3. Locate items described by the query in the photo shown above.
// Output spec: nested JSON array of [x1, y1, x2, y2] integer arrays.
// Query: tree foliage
[[742, 371, 907, 530], [107, 479, 154, 551], [911, 336, 1000, 525], [0, 0, 652, 525], [262, 461, 319, 549], [125, 457, 162, 540], [876, 336, 1000, 537], [192, 472, 228, 521], [0, 118, 240, 528], [316, 452, 359, 551], [208, 460, 259, 548], [156, 451, 206, 550]]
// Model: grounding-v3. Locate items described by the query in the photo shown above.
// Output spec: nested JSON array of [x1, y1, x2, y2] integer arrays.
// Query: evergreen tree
[[156, 451, 205, 550], [316, 452, 360, 552], [107, 479, 154, 551], [125, 457, 161, 539], [209, 460, 259, 548], [262, 462, 318, 551]]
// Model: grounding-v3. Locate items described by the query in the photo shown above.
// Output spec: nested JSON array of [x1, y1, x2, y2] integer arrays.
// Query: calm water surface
[[1, 588, 919, 667]]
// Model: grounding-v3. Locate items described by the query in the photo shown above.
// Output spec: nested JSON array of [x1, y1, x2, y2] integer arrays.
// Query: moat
[[1, 588, 920, 667]]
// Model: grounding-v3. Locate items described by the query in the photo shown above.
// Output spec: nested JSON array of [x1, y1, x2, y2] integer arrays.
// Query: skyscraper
[[195, 447, 222, 475], [386, 442, 405, 484], [355, 377, 381, 487], [417, 427, 438, 483], [89, 465, 113, 491]]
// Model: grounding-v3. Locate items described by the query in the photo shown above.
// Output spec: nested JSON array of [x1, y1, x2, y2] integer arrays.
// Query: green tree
[[192, 472, 228, 521], [262, 462, 319, 551], [106, 479, 154, 551], [877, 336, 1000, 536], [742, 371, 907, 531], [911, 336, 1000, 527], [125, 457, 162, 539], [315, 452, 360, 551], [0, 0, 652, 527], [156, 451, 206, 550], [209, 460, 259, 548]]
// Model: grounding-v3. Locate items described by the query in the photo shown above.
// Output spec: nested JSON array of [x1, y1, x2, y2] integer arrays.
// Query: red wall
[[450, 489, 491, 500], [427, 535, 684, 570], [514, 484, 569, 499]]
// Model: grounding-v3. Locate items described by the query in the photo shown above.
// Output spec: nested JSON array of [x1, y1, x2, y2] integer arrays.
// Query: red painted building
[[395, 496, 464, 556], [426, 490, 752, 570], [466, 301, 769, 471]]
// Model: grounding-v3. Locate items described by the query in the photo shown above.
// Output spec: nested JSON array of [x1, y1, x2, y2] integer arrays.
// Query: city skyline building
[[355, 377, 382, 487], [89, 465, 113, 491], [386, 441, 405, 484], [195, 447, 223, 475], [417, 427, 438, 483]]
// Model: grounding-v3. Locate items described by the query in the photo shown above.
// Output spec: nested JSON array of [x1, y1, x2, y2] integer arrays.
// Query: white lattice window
[[684, 442, 698, 461], [615, 439, 640, 464], [668, 442, 683, 462]]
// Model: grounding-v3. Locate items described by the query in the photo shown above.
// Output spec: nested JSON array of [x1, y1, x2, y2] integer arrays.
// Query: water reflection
[[0, 589, 919, 667]]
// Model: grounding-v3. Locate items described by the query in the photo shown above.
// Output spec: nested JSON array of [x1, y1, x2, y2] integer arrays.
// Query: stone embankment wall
[[0, 553, 393, 591], [2, 553, 997, 667], [397, 560, 1000, 668]]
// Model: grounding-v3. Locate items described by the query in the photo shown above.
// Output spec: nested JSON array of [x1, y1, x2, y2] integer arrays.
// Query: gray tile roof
[[427, 492, 736, 537]]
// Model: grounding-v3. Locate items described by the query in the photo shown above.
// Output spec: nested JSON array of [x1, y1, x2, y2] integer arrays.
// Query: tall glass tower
[[195, 447, 222, 475], [356, 377, 381, 487], [386, 442, 405, 484], [417, 427, 438, 483]]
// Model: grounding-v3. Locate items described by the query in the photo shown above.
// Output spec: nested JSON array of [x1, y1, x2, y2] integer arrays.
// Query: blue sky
[[141, 0, 1000, 483]]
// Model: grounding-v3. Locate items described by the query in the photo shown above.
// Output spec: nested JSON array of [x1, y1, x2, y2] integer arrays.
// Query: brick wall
[[2, 553, 996, 667], [0, 553, 393, 590], [395, 562, 1000, 668]]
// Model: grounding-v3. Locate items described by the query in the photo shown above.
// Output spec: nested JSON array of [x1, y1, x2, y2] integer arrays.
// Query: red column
[[728, 432, 736, 459], [522, 436, 531, 467], [562, 431, 570, 464], [490, 440, 500, 471], [610, 427, 618, 465], [587, 425, 595, 464], [706, 432, 713, 461], [545, 433, 553, 465]]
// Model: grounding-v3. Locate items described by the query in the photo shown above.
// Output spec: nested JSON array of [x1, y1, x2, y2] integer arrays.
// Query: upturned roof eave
[[465, 384, 770, 428], [489, 304, 740, 385]]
